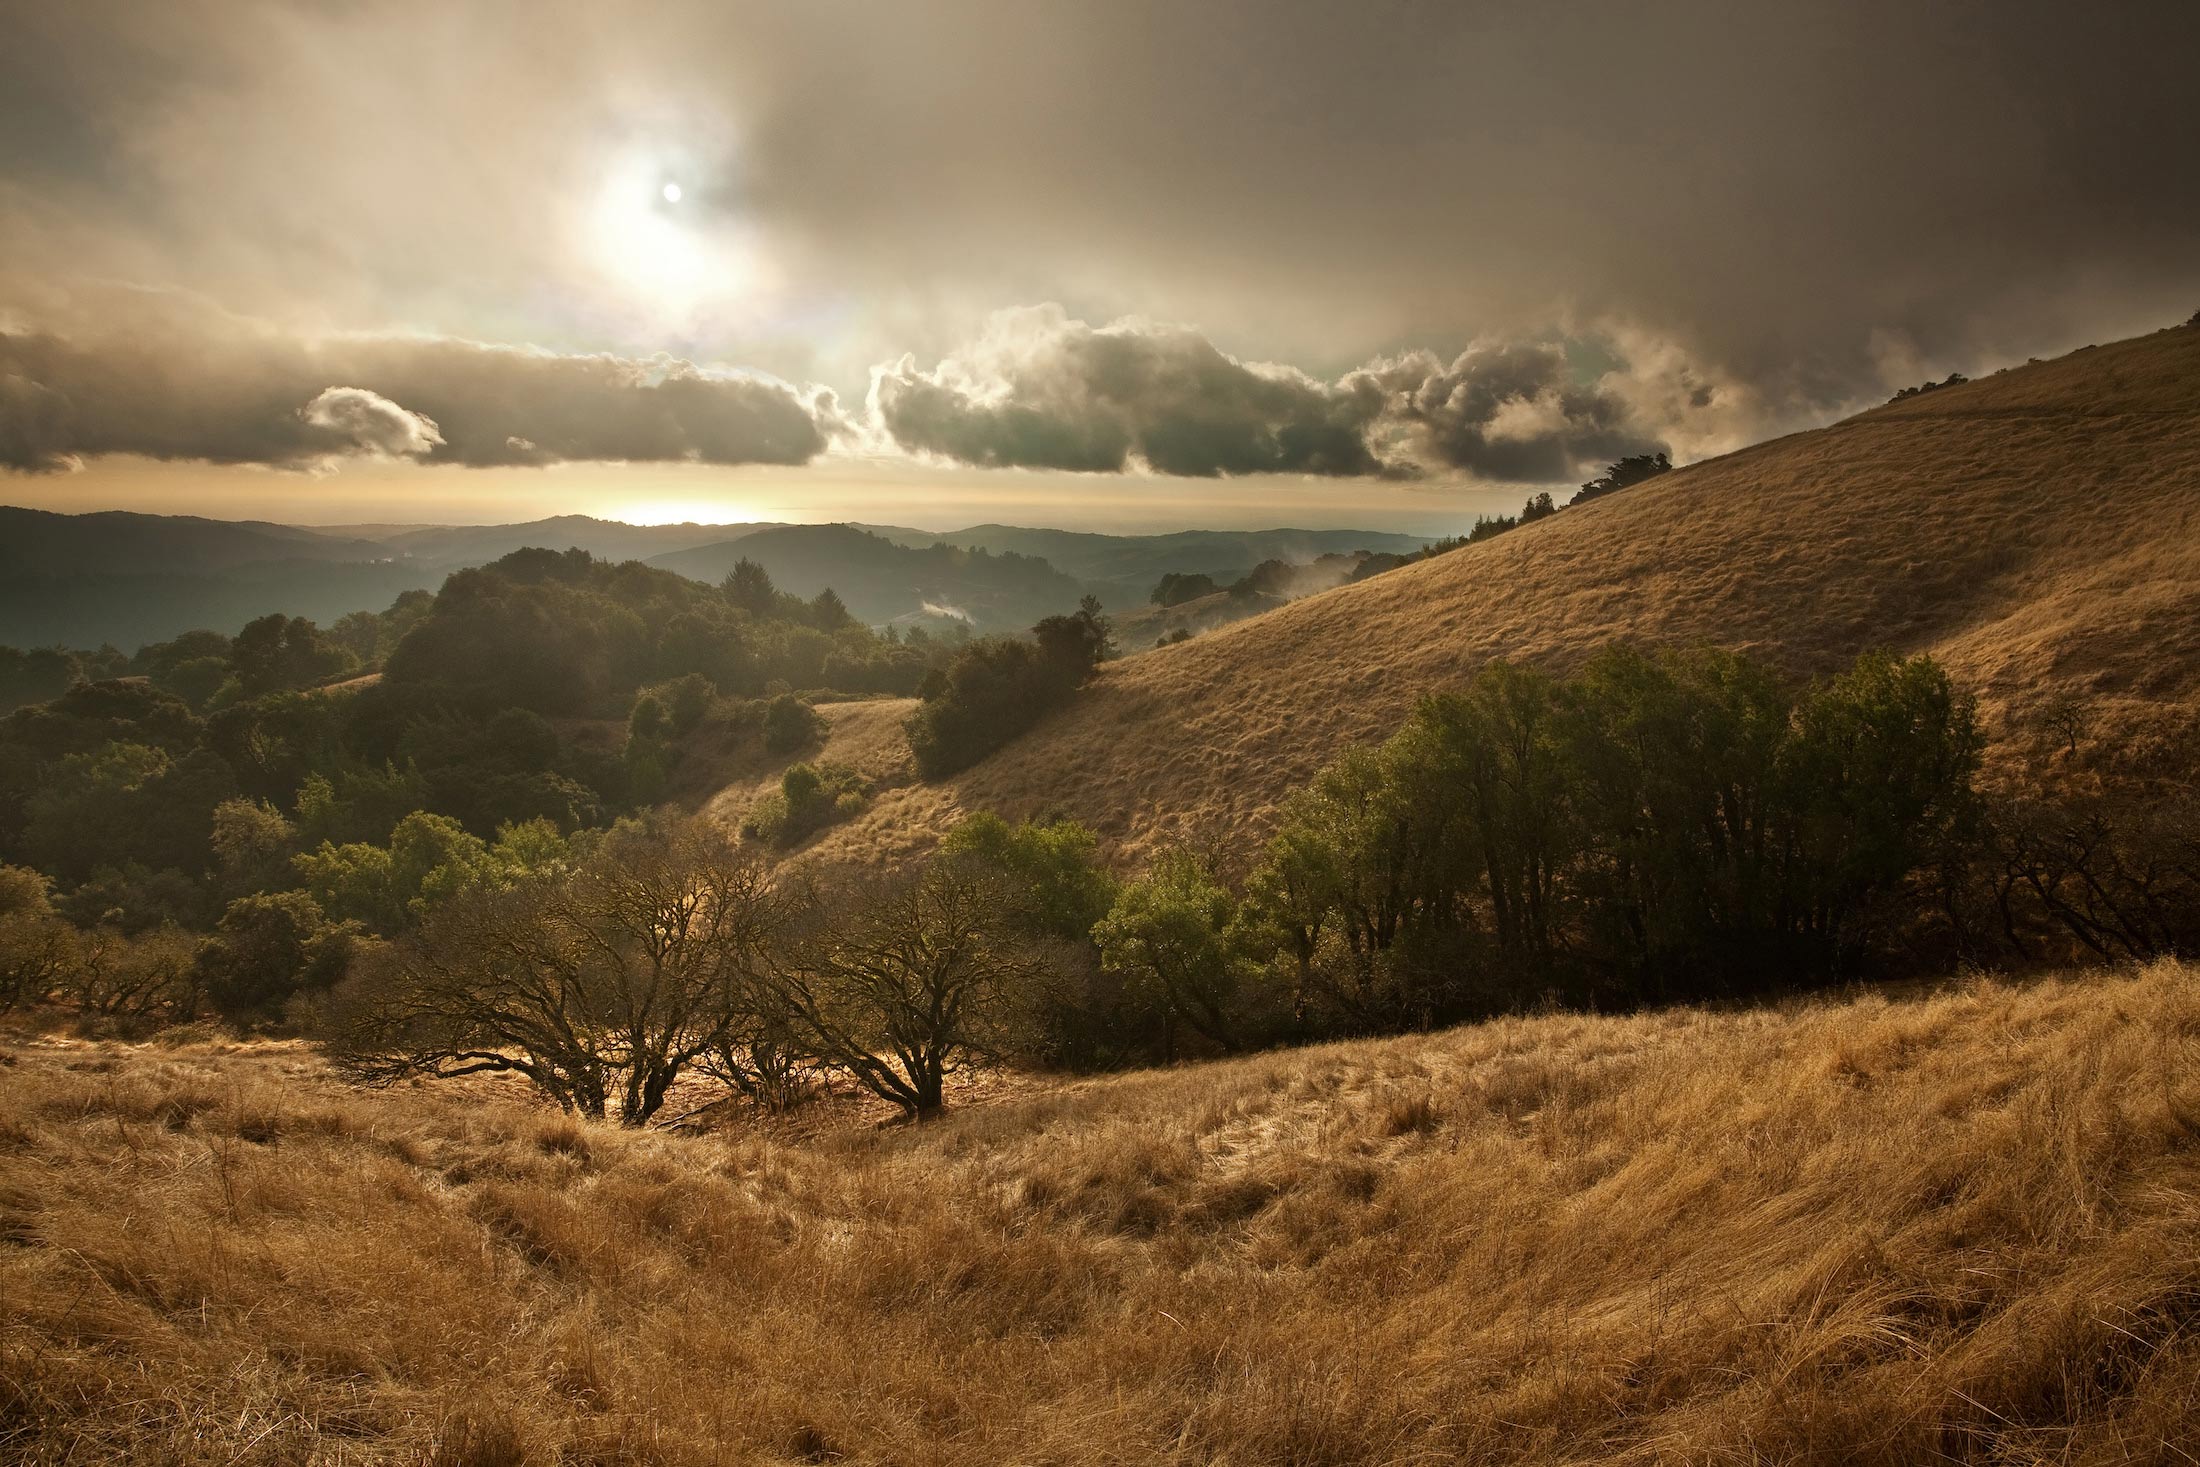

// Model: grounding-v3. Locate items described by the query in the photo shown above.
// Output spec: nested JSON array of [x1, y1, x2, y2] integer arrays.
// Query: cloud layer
[[869, 307, 1687, 483], [0, 296, 837, 474], [869, 308, 1388, 478], [0, 294, 1754, 485], [5, 0, 2193, 432]]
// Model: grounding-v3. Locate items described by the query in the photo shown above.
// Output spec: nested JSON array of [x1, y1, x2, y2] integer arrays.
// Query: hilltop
[[789, 326, 2200, 866], [5, 962, 2195, 1461]]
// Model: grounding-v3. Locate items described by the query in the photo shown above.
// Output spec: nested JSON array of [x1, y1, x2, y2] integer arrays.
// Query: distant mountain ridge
[[355, 516, 784, 570], [855, 522, 1434, 606], [0, 506, 394, 577], [650, 525, 1090, 630], [0, 507, 1441, 650]]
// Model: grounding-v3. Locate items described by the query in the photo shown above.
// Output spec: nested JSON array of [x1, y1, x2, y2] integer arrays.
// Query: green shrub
[[742, 762, 868, 848], [652, 673, 718, 735], [762, 693, 825, 754], [904, 600, 1111, 778]]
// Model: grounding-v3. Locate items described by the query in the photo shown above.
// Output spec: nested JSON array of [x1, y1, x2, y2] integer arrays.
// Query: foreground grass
[[4, 967, 2200, 1464]]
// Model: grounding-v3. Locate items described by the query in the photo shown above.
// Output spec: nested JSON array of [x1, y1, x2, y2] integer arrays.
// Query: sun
[[577, 137, 783, 324], [592, 169, 708, 307]]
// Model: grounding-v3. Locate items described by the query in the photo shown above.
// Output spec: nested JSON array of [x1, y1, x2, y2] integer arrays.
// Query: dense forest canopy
[[0, 547, 964, 950]]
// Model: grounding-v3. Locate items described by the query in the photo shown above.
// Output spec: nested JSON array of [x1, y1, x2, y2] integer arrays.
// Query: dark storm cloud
[[0, 302, 837, 473], [2, 0, 2195, 480], [0, 294, 1704, 483], [868, 308, 1389, 478], [1352, 344, 1659, 482], [869, 309, 1668, 482]]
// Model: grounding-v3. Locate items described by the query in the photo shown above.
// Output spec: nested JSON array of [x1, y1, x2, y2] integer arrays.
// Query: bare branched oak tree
[[322, 815, 781, 1124], [768, 856, 1039, 1118]]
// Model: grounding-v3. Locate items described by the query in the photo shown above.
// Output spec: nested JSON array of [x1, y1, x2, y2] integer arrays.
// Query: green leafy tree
[[1780, 653, 1983, 955], [1556, 646, 1792, 996], [1412, 663, 1576, 977], [486, 707, 561, 771], [645, 674, 717, 736], [196, 890, 356, 1023], [942, 812, 1118, 943], [0, 647, 85, 715], [161, 657, 233, 712], [631, 694, 671, 745], [25, 743, 235, 884], [1094, 848, 1245, 1058], [0, 864, 77, 1009], [1238, 742, 1460, 1031], [944, 812, 1135, 1067], [231, 614, 356, 697], [58, 863, 209, 933], [209, 797, 298, 900], [905, 603, 1110, 779], [723, 558, 779, 617], [810, 587, 855, 630], [294, 810, 493, 934]]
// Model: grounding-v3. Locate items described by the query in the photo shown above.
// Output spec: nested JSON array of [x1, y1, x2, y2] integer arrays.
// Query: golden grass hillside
[[786, 326, 2200, 867], [6, 964, 2200, 1463]]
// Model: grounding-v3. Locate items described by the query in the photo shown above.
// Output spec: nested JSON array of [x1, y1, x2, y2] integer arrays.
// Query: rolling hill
[[0, 507, 394, 576], [0, 508, 1433, 652], [649, 523, 1094, 631], [784, 325, 2200, 867], [858, 522, 1434, 608], [0, 511, 793, 649], [6, 961, 2196, 1460], [340, 515, 778, 570]]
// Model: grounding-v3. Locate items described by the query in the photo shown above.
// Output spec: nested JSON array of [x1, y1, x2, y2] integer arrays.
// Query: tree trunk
[[910, 1059, 945, 1120]]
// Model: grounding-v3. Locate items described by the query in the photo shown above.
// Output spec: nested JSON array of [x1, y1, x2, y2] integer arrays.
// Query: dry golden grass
[[693, 698, 917, 837], [7, 963, 2200, 1462], [790, 326, 2200, 867]]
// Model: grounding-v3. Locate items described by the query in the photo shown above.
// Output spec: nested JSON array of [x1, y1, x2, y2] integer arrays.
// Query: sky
[[2, 0, 2196, 535]]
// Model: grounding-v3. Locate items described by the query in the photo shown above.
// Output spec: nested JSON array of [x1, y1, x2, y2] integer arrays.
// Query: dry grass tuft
[[5, 964, 2200, 1460]]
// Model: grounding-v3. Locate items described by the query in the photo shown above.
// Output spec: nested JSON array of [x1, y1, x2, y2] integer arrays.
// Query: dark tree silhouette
[[722, 558, 778, 616], [1570, 452, 1672, 506]]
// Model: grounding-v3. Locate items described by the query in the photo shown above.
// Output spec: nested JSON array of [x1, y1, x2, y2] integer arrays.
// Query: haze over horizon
[[3, 0, 2196, 532]]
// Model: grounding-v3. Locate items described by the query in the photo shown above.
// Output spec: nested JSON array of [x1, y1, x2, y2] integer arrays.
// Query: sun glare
[[588, 154, 769, 318], [612, 498, 761, 527]]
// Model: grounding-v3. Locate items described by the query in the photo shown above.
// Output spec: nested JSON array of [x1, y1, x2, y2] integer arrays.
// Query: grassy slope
[[5, 964, 2199, 1462], [785, 327, 2200, 867]]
